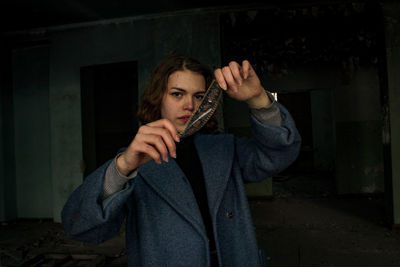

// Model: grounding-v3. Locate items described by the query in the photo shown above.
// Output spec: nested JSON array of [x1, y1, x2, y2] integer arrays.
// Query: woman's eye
[[195, 95, 204, 100], [171, 92, 182, 98]]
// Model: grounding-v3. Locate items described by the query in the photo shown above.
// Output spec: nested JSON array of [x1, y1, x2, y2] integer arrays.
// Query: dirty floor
[[1, 173, 400, 266]]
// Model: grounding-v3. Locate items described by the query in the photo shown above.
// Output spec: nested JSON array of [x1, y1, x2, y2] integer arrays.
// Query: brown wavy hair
[[137, 54, 218, 133]]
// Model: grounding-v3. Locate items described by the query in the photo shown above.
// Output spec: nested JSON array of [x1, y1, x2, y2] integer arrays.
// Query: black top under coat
[[175, 135, 216, 252]]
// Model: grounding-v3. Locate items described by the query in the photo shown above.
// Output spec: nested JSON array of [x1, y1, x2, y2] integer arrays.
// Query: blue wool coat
[[62, 103, 301, 266]]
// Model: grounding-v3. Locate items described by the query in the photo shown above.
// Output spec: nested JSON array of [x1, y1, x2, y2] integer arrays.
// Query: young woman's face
[[161, 69, 206, 133]]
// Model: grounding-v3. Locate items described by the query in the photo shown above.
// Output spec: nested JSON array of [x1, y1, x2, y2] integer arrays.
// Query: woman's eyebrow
[[170, 87, 186, 92], [170, 87, 206, 93]]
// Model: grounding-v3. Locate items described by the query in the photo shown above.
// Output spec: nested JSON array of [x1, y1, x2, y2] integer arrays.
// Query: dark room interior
[[1, 0, 400, 266]]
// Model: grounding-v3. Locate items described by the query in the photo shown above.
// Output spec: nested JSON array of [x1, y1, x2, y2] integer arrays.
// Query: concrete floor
[[251, 197, 400, 267], [1, 173, 400, 266]]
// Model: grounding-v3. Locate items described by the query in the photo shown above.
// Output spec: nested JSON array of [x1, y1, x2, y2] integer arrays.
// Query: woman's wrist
[[116, 153, 135, 177], [246, 88, 272, 109]]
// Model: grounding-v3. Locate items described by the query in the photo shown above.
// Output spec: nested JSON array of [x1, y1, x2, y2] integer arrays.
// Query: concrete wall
[[231, 66, 341, 196], [48, 13, 220, 221], [263, 66, 339, 174], [383, 2, 400, 225], [264, 66, 339, 175], [262, 64, 384, 194], [12, 45, 52, 218], [0, 42, 17, 221], [311, 89, 335, 171], [334, 67, 384, 194]]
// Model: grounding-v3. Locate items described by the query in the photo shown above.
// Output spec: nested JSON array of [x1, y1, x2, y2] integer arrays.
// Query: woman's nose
[[183, 97, 194, 111]]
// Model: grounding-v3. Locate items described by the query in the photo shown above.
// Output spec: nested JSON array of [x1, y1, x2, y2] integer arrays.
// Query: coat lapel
[[138, 158, 206, 236], [138, 133, 234, 235], [194, 134, 235, 218]]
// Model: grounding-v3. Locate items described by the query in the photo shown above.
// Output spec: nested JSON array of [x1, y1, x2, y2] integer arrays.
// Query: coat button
[[226, 211, 234, 219]]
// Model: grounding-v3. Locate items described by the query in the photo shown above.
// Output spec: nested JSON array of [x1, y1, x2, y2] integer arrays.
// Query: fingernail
[[175, 135, 180, 142], [172, 152, 177, 158]]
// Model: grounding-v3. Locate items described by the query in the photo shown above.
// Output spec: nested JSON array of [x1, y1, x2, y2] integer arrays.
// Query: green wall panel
[[245, 179, 273, 198], [13, 46, 52, 218], [333, 66, 383, 195], [335, 121, 384, 194], [0, 46, 17, 221]]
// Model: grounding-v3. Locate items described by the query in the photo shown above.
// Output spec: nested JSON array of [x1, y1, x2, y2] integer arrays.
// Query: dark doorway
[[278, 92, 314, 173], [80, 61, 138, 177]]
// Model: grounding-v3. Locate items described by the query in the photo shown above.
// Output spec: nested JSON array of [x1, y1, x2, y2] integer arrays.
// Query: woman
[[62, 55, 301, 266]]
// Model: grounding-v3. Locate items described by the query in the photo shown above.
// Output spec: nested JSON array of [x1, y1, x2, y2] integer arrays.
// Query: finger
[[221, 66, 239, 92], [214, 69, 227, 90], [147, 119, 180, 143], [138, 126, 177, 159], [242, 60, 251, 79], [135, 142, 162, 164], [138, 133, 170, 163], [153, 119, 178, 158], [228, 61, 243, 85]]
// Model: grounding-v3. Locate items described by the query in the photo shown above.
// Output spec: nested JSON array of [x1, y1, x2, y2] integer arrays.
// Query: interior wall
[[12, 45, 52, 218], [383, 1, 400, 225], [262, 64, 384, 195], [264, 66, 341, 173], [48, 13, 220, 222], [0, 42, 17, 221], [2, 3, 395, 222], [310, 89, 335, 171], [0, 53, 5, 220], [334, 67, 384, 194]]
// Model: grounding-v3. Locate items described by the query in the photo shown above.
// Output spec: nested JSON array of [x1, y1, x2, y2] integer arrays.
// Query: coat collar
[[138, 133, 234, 233]]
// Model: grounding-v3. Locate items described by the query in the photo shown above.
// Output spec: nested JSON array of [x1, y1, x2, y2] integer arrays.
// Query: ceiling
[[0, 0, 262, 33], [1, 0, 362, 33]]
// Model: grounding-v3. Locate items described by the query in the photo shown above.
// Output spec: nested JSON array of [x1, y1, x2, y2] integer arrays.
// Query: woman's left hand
[[214, 60, 271, 108]]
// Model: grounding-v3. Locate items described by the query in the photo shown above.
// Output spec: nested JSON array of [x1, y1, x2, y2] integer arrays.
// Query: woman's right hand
[[116, 118, 180, 176]]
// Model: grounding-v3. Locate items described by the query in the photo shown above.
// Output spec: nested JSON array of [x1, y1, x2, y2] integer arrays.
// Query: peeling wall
[[12, 45, 52, 218]]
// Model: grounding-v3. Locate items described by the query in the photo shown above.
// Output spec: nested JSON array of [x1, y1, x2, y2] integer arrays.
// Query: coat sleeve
[[235, 102, 301, 182], [61, 160, 135, 244]]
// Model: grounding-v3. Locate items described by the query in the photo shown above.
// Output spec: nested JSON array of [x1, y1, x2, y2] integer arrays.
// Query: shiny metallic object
[[179, 80, 222, 138]]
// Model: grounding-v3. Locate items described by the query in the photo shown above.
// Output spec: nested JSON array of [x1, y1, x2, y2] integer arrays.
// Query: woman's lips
[[178, 115, 191, 124]]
